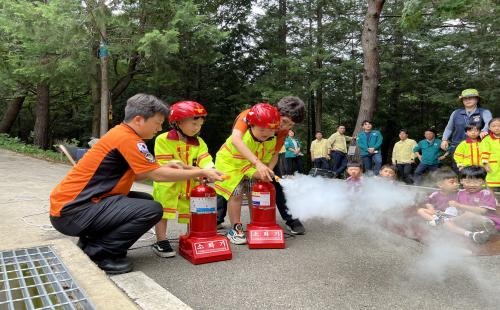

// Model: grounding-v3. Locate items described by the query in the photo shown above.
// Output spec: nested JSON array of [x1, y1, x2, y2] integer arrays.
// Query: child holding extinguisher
[[214, 103, 280, 245], [152, 101, 216, 258]]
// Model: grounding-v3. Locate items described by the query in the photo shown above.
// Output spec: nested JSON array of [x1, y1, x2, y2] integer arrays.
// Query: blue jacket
[[442, 107, 492, 149], [284, 137, 302, 158], [357, 130, 383, 157]]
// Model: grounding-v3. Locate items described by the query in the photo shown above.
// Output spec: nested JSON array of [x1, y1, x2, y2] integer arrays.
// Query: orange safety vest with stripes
[[453, 138, 481, 169], [214, 129, 276, 200], [480, 133, 500, 188], [152, 130, 215, 223]]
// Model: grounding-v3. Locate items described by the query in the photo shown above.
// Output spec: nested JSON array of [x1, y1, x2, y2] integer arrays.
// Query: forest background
[[0, 0, 498, 163]]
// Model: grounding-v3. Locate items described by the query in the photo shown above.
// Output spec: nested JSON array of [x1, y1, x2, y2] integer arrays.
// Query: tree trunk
[[91, 38, 101, 137], [99, 32, 109, 136], [314, 1, 324, 132], [278, 0, 287, 83], [0, 96, 25, 133], [34, 83, 50, 149], [354, 0, 385, 135]]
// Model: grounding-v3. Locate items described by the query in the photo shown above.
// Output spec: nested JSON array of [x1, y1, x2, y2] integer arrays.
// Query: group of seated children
[[417, 166, 499, 244], [344, 160, 499, 245]]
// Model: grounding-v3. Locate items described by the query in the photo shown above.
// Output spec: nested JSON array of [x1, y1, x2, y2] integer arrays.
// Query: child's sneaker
[[427, 215, 441, 227], [227, 223, 246, 245], [152, 240, 176, 258], [471, 231, 490, 244]]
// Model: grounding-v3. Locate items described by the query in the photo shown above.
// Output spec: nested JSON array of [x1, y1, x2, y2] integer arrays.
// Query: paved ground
[[1, 149, 500, 309]]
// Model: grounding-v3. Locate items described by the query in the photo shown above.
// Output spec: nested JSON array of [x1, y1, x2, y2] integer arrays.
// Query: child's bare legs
[[152, 218, 176, 257], [227, 194, 247, 244], [228, 194, 243, 226], [417, 205, 436, 221], [155, 219, 168, 241], [444, 212, 490, 244]]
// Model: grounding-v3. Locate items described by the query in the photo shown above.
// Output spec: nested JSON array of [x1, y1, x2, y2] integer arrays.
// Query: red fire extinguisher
[[178, 179, 232, 264], [246, 180, 285, 249]]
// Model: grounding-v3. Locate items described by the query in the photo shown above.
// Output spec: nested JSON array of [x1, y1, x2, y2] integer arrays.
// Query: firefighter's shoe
[[152, 240, 176, 258], [227, 223, 246, 245], [471, 231, 490, 244], [286, 219, 306, 235]]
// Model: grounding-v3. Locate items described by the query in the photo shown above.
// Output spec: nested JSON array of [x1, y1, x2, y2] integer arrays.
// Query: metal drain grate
[[0, 245, 94, 309]]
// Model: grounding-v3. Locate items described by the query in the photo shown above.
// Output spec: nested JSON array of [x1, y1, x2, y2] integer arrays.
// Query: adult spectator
[[50, 94, 223, 274], [327, 125, 354, 178], [284, 129, 304, 175], [441, 89, 492, 172], [414, 128, 448, 184], [310, 131, 330, 169], [357, 120, 383, 175], [391, 129, 417, 184]]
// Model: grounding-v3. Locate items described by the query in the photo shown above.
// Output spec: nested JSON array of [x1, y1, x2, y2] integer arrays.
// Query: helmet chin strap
[[173, 123, 198, 138]]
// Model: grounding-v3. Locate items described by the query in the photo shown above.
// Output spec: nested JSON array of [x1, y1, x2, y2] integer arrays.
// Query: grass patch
[[0, 134, 68, 163]]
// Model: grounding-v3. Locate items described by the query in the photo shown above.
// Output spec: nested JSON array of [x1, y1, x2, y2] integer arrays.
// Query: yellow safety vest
[[481, 134, 500, 188], [153, 130, 214, 222], [214, 130, 276, 200], [454, 139, 481, 169]]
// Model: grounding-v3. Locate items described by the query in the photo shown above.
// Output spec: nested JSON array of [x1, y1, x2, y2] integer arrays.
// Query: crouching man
[[50, 94, 222, 274]]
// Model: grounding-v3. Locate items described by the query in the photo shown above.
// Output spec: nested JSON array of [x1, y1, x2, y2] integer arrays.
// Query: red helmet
[[246, 103, 281, 129], [168, 101, 207, 123]]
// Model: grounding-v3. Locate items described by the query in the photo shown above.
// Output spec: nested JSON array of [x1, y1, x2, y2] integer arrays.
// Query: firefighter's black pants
[[50, 191, 162, 260]]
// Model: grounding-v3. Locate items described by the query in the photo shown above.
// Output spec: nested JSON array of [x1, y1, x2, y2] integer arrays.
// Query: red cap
[[246, 103, 281, 129], [168, 101, 207, 123]]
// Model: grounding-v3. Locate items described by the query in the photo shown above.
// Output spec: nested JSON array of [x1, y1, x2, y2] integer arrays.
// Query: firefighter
[[152, 101, 216, 258]]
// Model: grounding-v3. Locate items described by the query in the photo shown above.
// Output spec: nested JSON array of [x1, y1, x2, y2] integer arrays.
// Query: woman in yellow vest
[[152, 101, 215, 257], [214, 103, 280, 244]]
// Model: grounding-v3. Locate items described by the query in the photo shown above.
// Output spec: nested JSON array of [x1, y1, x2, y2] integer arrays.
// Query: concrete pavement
[[1, 148, 500, 309]]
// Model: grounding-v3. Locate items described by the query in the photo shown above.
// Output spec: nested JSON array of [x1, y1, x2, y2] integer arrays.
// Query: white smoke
[[280, 174, 421, 222], [280, 174, 500, 306]]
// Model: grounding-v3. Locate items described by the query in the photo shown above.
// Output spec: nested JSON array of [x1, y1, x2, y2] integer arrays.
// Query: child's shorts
[[231, 176, 255, 197]]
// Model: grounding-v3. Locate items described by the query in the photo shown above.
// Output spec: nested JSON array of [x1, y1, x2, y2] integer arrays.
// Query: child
[[453, 124, 482, 170], [444, 166, 499, 244], [417, 169, 459, 226], [378, 164, 397, 181], [346, 162, 363, 191], [214, 103, 280, 244], [152, 101, 215, 257], [481, 118, 500, 192], [216, 96, 307, 235]]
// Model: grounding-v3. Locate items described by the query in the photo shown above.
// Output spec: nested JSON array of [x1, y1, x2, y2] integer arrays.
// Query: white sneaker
[[227, 224, 246, 245], [471, 231, 490, 244]]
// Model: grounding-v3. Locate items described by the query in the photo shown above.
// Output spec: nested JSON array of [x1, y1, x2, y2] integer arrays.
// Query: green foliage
[[0, 134, 67, 163], [0, 0, 498, 158]]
